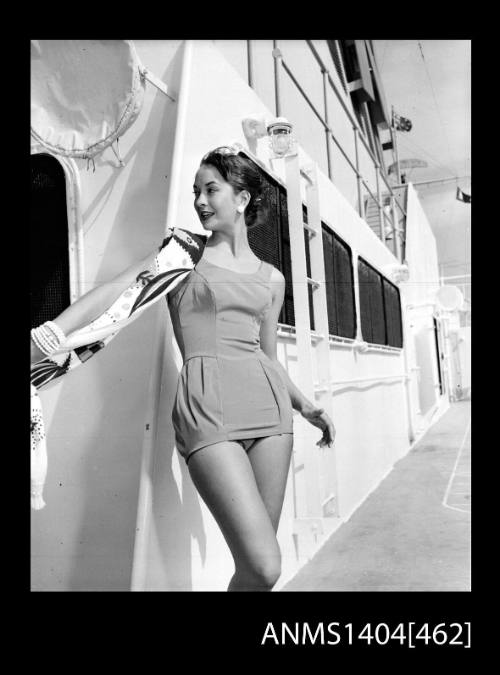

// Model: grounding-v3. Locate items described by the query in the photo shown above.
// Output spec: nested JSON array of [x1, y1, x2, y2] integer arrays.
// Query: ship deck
[[280, 400, 471, 592]]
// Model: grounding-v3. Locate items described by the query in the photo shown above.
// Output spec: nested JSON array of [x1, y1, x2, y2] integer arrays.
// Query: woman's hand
[[300, 402, 336, 448]]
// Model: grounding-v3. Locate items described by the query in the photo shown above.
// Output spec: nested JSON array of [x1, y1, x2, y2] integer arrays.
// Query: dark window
[[31, 154, 71, 328], [247, 173, 294, 326], [360, 103, 376, 156], [322, 225, 356, 338], [358, 257, 385, 344], [303, 205, 315, 331], [327, 40, 348, 94], [383, 277, 403, 348], [247, 155, 359, 338], [247, 163, 313, 330], [278, 187, 294, 327], [338, 40, 360, 83], [358, 257, 403, 347]]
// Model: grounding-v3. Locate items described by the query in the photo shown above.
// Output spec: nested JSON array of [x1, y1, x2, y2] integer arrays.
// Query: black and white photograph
[[30, 38, 471, 627]]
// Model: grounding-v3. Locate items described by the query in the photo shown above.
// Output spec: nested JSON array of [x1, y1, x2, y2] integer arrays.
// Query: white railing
[[244, 39, 407, 261]]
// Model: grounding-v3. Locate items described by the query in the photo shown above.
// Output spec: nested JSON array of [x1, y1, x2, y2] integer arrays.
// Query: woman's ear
[[239, 190, 251, 209]]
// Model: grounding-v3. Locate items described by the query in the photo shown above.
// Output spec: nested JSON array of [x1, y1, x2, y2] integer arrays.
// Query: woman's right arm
[[31, 250, 156, 364]]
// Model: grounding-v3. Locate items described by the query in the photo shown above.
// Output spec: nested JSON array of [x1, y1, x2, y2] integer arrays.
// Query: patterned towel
[[30, 226, 207, 510]]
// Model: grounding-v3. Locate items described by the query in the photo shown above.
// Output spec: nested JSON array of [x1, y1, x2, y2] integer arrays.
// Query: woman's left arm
[[259, 268, 336, 448]]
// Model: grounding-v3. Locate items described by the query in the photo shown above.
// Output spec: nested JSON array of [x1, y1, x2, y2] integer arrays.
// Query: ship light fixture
[[267, 117, 296, 157]]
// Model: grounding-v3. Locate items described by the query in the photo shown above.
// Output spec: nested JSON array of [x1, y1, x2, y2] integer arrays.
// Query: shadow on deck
[[280, 400, 471, 592]]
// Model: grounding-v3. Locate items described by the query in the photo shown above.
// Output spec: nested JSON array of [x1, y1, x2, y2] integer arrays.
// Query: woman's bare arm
[[260, 268, 336, 447], [30, 250, 156, 364]]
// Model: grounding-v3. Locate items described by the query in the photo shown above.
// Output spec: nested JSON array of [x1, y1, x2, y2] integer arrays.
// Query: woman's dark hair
[[200, 147, 268, 228]]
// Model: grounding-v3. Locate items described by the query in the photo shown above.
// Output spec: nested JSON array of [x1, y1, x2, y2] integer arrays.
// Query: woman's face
[[193, 164, 245, 230]]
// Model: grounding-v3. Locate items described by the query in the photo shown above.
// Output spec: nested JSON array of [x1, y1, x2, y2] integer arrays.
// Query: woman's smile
[[199, 210, 215, 222]]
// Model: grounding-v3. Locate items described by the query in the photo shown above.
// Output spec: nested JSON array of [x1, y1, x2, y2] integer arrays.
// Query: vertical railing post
[[391, 107, 401, 185], [353, 127, 364, 220], [247, 40, 254, 88], [322, 69, 333, 180], [306, 40, 406, 223], [272, 40, 282, 117], [390, 194, 402, 262], [375, 162, 384, 242]]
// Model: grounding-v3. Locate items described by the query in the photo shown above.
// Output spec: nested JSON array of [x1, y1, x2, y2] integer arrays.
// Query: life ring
[[31, 40, 146, 161]]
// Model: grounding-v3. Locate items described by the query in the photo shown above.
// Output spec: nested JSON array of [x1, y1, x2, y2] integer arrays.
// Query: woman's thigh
[[246, 433, 294, 532], [187, 441, 280, 571]]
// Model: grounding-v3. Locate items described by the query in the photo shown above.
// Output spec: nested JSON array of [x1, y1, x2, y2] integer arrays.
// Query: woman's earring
[[237, 206, 245, 213]]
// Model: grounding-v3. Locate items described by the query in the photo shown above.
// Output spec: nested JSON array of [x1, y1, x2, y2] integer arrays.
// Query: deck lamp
[[267, 117, 296, 157]]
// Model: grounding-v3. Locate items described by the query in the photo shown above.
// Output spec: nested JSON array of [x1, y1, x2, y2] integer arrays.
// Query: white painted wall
[[31, 39, 185, 591], [399, 184, 447, 433]]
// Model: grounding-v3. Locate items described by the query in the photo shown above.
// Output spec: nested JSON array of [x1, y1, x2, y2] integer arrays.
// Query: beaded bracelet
[[45, 321, 66, 345], [39, 325, 59, 349], [31, 321, 67, 357], [30, 328, 53, 356], [31, 327, 59, 356]]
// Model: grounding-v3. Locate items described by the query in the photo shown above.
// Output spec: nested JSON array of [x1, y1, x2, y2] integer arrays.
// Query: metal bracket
[[140, 67, 176, 102], [303, 222, 318, 237], [300, 165, 316, 185], [306, 277, 321, 290]]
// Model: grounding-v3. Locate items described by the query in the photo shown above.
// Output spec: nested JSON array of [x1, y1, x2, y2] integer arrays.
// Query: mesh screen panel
[[248, 174, 281, 266], [31, 154, 70, 328], [322, 225, 356, 338], [358, 257, 386, 345], [245, 157, 313, 329], [333, 231, 356, 338], [279, 187, 294, 326], [383, 278, 403, 348], [246, 162, 292, 325], [323, 228, 337, 333]]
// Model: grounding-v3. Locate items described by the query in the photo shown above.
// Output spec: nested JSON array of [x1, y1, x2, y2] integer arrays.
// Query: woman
[[30, 147, 335, 591]]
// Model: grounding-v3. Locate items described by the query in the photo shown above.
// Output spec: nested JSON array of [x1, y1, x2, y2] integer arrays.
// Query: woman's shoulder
[[268, 263, 285, 284]]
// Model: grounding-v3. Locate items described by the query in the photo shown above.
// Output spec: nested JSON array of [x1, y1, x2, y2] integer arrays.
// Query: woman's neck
[[205, 230, 254, 260]]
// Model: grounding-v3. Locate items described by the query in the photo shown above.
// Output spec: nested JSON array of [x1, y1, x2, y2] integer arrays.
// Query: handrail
[[305, 40, 406, 218], [273, 48, 407, 262], [280, 57, 365, 184], [361, 179, 382, 213], [279, 48, 404, 228], [280, 59, 326, 128], [275, 54, 387, 232], [306, 41, 362, 140]]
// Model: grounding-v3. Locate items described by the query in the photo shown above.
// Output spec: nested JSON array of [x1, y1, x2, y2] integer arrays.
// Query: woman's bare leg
[[246, 433, 294, 532], [187, 440, 283, 591]]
